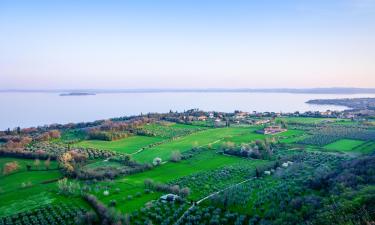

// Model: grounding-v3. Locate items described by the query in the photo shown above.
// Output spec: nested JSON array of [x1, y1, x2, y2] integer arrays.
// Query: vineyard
[[169, 162, 269, 198], [0, 204, 86, 225]]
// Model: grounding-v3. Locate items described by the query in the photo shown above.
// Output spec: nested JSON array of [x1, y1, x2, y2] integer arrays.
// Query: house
[[254, 119, 271, 125], [159, 194, 180, 203], [234, 112, 248, 119], [197, 116, 208, 121], [320, 110, 332, 116], [257, 125, 287, 135]]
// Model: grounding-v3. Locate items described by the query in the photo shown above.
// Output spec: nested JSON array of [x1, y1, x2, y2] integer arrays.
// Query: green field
[[281, 117, 344, 124], [133, 127, 252, 163], [74, 135, 165, 154], [0, 157, 59, 175], [0, 170, 61, 193], [221, 129, 304, 145], [323, 139, 366, 152], [1, 115, 375, 224], [353, 141, 375, 154]]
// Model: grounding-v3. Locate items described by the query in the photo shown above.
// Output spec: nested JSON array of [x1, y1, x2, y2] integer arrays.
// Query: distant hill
[[307, 98, 375, 110]]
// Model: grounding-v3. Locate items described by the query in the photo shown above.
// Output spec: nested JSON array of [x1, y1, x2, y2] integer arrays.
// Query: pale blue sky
[[0, 0, 374, 89]]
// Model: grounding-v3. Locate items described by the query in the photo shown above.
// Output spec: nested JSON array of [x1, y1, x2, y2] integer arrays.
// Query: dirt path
[[173, 176, 256, 225]]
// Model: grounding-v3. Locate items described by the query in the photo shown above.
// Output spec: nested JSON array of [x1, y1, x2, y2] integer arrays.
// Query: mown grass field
[[74, 135, 165, 154]]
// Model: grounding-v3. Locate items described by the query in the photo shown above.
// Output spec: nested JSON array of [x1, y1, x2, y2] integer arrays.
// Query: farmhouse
[[254, 119, 271, 125], [257, 125, 287, 135], [159, 194, 180, 203], [234, 111, 248, 119]]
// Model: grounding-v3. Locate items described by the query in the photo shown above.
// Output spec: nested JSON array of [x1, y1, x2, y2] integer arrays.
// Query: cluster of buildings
[[256, 125, 287, 135]]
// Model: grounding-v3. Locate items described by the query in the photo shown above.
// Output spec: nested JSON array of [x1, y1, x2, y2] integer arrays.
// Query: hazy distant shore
[[1, 87, 375, 94], [59, 92, 96, 96]]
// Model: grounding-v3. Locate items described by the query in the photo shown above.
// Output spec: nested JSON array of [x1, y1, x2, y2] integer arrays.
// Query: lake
[[1, 92, 375, 130]]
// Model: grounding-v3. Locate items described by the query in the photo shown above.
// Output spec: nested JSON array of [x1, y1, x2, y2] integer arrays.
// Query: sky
[[0, 0, 375, 89]]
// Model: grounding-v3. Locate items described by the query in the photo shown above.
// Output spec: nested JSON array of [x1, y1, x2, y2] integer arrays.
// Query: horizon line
[[1, 87, 375, 94]]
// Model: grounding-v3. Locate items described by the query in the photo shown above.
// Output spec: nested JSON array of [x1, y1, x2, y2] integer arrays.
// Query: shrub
[[170, 150, 182, 162], [57, 178, 81, 196], [144, 178, 154, 189], [2, 161, 20, 175], [180, 187, 191, 198], [109, 200, 117, 207], [153, 157, 162, 166]]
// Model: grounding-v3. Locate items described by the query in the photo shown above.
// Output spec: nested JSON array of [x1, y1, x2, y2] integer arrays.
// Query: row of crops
[[129, 201, 188, 225], [169, 162, 264, 198], [177, 205, 250, 225], [139, 123, 205, 138], [26, 142, 117, 159], [298, 127, 375, 146], [0, 204, 86, 225], [207, 152, 347, 222], [129, 201, 251, 225]]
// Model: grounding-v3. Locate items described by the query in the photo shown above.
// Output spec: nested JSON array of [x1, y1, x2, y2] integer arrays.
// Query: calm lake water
[[1, 92, 375, 130]]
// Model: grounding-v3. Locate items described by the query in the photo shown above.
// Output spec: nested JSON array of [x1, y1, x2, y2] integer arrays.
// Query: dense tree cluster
[[221, 139, 276, 160], [87, 130, 130, 141], [144, 178, 190, 198]]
